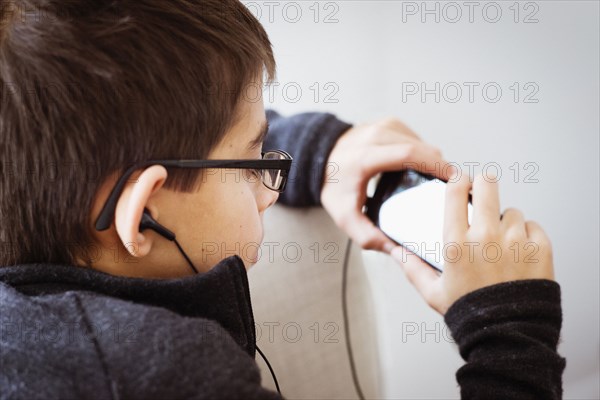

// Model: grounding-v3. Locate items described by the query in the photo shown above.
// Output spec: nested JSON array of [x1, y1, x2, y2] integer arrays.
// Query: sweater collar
[[0, 255, 256, 357]]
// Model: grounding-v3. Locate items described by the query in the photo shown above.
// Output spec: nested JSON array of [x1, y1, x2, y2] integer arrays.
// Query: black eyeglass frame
[[95, 149, 293, 231]]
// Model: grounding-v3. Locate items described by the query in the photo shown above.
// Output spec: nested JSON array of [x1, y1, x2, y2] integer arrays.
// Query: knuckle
[[398, 143, 417, 159], [504, 229, 525, 245], [364, 125, 380, 141], [503, 207, 523, 219], [377, 117, 401, 129], [525, 219, 540, 233], [429, 145, 443, 157], [525, 220, 553, 253], [472, 225, 499, 243]]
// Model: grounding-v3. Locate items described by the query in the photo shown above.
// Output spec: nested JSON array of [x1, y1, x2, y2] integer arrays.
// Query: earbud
[[138, 208, 199, 274], [139, 208, 176, 241]]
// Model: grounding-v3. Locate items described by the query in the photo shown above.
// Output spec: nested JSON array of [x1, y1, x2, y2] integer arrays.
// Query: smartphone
[[364, 170, 473, 272]]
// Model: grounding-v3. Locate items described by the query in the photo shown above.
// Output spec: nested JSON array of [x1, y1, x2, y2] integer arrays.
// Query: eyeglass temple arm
[[95, 162, 155, 231], [95, 160, 206, 231], [95, 156, 293, 231]]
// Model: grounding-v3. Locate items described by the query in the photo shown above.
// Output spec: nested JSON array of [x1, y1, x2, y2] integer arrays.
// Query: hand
[[320, 118, 456, 253], [390, 172, 555, 315]]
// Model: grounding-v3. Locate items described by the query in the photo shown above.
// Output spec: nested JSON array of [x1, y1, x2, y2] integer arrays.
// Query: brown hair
[[0, 0, 276, 266]]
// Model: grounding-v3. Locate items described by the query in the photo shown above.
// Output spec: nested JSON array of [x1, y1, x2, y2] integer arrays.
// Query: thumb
[[390, 245, 440, 301], [347, 213, 398, 253]]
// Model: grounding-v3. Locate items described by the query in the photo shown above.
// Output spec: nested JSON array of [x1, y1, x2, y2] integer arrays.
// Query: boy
[[0, 0, 565, 399]]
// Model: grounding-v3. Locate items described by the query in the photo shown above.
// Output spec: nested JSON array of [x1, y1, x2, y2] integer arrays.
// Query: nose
[[257, 184, 279, 212]]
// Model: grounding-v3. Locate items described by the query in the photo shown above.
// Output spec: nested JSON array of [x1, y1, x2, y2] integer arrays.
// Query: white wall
[[250, 1, 600, 398]]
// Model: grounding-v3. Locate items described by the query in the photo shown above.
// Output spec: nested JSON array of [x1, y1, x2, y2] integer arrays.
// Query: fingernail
[[449, 167, 459, 181]]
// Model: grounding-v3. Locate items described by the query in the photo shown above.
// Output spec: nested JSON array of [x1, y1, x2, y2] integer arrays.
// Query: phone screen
[[366, 170, 473, 272]]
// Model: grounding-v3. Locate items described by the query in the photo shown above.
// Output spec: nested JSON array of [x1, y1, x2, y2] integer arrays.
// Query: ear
[[114, 165, 168, 258]]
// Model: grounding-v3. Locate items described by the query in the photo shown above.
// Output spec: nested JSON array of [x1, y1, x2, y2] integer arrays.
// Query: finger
[[373, 118, 422, 142], [431, 159, 460, 184], [524, 220, 553, 275], [402, 145, 458, 182], [390, 245, 439, 299], [524, 220, 552, 249], [471, 173, 501, 228], [501, 207, 527, 239], [371, 127, 422, 146], [444, 172, 471, 241], [364, 142, 455, 182], [345, 212, 398, 253]]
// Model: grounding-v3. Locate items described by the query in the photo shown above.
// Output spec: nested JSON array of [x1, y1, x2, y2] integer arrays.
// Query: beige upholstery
[[248, 204, 382, 399]]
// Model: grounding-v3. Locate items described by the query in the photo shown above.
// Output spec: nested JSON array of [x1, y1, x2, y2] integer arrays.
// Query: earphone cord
[[171, 236, 281, 395], [174, 238, 199, 274], [342, 238, 366, 400], [256, 344, 281, 395]]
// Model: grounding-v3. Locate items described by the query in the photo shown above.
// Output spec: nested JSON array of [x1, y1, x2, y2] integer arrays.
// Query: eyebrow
[[248, 119, 269, 150]]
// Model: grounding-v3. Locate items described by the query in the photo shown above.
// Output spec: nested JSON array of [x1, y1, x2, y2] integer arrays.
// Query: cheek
[[199, 182, 263, 264], [229, 188, 263, 254]]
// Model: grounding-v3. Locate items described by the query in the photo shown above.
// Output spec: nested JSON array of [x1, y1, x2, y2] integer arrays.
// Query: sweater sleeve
[[444, 279, 566, 400], [265, 109, 352, 207]]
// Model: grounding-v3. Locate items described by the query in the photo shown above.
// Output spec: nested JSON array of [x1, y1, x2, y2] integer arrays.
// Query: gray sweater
[[0, 111, 565, 399]]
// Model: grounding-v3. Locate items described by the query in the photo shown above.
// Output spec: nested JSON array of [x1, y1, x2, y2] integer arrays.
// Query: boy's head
[[0, 0, 278, 277]]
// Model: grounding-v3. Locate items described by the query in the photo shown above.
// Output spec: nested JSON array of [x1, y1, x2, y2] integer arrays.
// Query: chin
[[244, 260, 256, 270], [242, 256, 258, 270], [236, 229, 263, 268]]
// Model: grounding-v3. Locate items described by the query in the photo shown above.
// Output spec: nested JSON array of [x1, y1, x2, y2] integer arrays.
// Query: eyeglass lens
[[262, 151, 286, 190]]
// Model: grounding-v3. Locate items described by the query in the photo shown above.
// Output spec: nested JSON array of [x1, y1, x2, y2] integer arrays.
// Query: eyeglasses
[[95, 149, 293, 231]]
